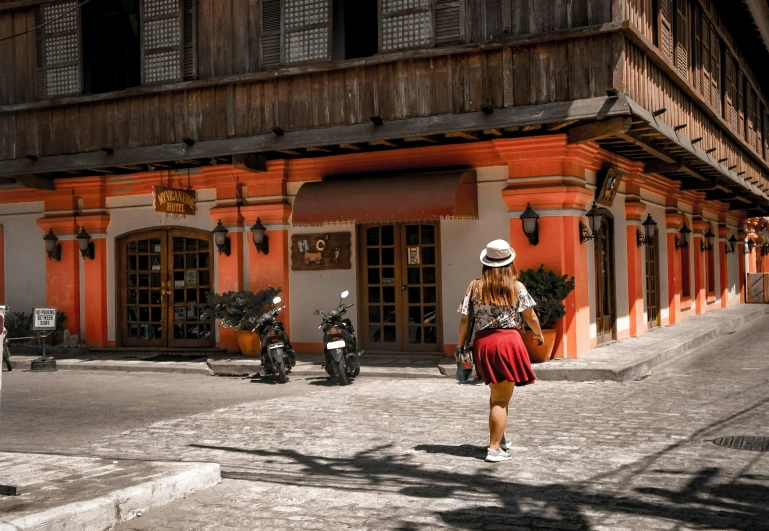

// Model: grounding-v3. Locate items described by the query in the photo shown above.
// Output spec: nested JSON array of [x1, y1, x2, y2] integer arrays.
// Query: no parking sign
[[33, 308, 57, 331]]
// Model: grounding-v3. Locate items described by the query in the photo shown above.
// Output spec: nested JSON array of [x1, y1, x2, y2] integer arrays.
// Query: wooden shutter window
[[380, 0, 434, 53], [747, 86, 756, 151], [700, 15, 710, 104], [737, 70, 745, 138], [141, 0, 184, 85], [435, 0, 461, 46], [725, 54, 737, 131], [37, 1, 82, 98], [710, 28, 720, 115], [675, 0, 688, 79], [763, 109, 769, 162], [183, 0, 197, 80], [261, 0, 281, 69], [693, 8, 701, 93], [283, 0, 331, 65], [659, 0, 674, 64]]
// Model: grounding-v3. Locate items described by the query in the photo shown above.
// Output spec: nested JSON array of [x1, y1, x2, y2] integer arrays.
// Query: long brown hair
[[474, 263, 519, 306]]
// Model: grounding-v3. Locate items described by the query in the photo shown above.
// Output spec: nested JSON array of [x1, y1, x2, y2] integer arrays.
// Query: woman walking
[[457, 240, 544, 462]]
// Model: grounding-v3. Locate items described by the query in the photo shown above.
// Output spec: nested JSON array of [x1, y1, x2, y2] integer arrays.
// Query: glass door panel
[[167, 230, 215, 348], [402, 224, 441, 351], [361, 225, 401, 350], [121, 231, 167, 347]]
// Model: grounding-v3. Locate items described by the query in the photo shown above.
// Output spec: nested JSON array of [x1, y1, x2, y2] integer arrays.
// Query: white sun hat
[[480, 239, 516, 267]]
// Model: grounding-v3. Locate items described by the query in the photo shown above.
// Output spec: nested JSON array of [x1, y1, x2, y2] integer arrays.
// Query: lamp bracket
[[579, 222, 595, 244]]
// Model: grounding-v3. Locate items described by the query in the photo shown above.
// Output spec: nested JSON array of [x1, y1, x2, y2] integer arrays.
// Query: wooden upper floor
[[0, 0, 768, 212]]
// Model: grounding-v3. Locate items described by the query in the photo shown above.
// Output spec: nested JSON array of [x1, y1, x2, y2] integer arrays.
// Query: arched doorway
[[594, 211, 617, 344], [116, 228, 215, 348]]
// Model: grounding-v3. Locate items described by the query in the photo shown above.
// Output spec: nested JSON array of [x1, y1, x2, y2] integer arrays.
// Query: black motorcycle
[[313, 290, 361, 385], [253, 296, 296, 383]]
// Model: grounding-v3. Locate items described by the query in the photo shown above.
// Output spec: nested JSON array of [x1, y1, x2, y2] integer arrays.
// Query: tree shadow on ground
[[191, 442, 768, 530]]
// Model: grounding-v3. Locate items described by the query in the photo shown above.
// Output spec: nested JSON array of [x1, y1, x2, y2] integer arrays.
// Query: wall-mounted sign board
[[291, 232, 352, 271], [33, 307, 57, 331], [153, 186, 197, 215]]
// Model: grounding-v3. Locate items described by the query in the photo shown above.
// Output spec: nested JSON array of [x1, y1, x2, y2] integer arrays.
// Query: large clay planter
[[521, 329, 558, 363], [235, 330, 261, 357]]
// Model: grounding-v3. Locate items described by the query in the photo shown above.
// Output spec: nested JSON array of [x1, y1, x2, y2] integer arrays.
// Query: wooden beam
[[567, 116, 633, 144], [679, 179, 718, 191], [232, 154, 268, 172], [15, 175, 55, 190], [0, 96, 631, 179], [339, 144, 362, 151], [503, 126, 521, 133], [482, 129, 503, 136], [369, 139, 399, 147], [276, 149, 303, 156], [705, 190, 738, 201], [546, 120, 579, 131], [445, 132, 479, 141], [643, 161, 686, 174], [617, 132, 676, 163], [306, 147, 333, 153], [404, 135, 439, 143], [521, 124, 542, 132]]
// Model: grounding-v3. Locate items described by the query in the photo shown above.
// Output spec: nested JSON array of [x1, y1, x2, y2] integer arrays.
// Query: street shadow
[[190, 443, 769, 530], [414, 444, 486, 460]]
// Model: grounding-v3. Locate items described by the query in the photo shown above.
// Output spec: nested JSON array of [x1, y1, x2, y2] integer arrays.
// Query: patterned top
[[458, 281, 537, 332]]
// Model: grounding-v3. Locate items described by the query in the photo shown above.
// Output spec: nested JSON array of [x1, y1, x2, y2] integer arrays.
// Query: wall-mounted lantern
[[675, 222, 691, 250], [212, 220, 231, 256], [250, 218, 269, 255], [519, 203, 539, 246], [700, 226, 715, 252], [762, 243, 769, 257], [725, 235, 738, 254], [43, 229, 61, 261], [579, 203, 603, 244], [745, 239, 756, 255], [636, 214, 657, 247], [76, 227, 95, 260]]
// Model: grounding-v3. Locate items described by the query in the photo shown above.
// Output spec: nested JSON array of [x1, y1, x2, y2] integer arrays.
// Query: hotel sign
[[153, 186, 197, 216]]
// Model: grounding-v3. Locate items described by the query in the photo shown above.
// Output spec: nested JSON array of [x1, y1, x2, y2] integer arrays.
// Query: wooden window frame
[[281, 0, 332, 66], [379, 0, 436, 54], [36, 0, 83, 99], [140, 0, 186, 86]]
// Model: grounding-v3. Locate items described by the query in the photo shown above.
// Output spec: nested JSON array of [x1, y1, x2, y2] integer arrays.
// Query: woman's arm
[[456, 314, 470, 361], [521, 307, 545, 346]]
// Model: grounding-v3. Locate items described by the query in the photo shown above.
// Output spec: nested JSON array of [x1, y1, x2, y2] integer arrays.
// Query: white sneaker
[[485, 448, 512, 462], [501, 436, 512, 451]]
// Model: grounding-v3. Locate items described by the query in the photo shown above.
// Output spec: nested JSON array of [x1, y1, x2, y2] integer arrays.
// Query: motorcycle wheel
[[336, 358, 348, 386], [277, 361, 288, 384], [352, 364, 360, 377]]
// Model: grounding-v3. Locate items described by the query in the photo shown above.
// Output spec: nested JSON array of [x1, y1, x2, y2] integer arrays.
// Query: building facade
[[0, 0, 768, 357]]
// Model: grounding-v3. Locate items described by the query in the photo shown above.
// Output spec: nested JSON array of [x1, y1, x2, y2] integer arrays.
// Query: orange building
[[1, 0, 768, 358]]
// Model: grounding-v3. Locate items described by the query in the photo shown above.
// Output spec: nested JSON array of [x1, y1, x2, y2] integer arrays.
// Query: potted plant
[[517, 265, 576, 362], [202, 287, 282, 356]]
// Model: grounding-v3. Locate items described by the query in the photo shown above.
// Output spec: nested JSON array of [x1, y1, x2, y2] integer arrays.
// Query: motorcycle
[[253, 296, 296, 383], [313, 290, 362, 385]]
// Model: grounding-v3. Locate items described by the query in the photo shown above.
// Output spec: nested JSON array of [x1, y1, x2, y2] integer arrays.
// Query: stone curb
[[0, 462, 221, 531], [206, 359, 445, 380], [533, 306, 769, 382], [9, 359, 214, 376]]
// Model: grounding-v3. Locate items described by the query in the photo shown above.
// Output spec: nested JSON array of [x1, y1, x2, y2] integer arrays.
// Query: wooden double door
[[117, 228, 215, 348], [359, 223, 442, 353], [645, 234, 661, 329]]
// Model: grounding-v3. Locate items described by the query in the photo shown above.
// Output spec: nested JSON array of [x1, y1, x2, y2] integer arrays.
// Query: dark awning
[[292, 169, 478, 226]]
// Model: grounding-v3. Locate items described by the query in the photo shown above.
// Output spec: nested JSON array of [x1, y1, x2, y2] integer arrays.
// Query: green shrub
[[201, 287, 282, 331], [517, 265, 576, 329]]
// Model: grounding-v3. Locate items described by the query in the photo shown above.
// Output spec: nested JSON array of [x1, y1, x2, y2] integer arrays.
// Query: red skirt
[[473, 328, 536, 386]]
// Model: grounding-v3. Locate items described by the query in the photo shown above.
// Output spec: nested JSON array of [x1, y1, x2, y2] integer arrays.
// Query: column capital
[[36, 215, 80, 236], [665, 209, 683, 229], [209, 205, 244, 227], [502, 181, 594, 212], [624, 196, 647, 222], [241, 201, 292, 226], [76, 212, 110, 235]]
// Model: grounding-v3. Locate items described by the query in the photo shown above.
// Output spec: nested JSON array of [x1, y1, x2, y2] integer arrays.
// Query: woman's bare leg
[[489, 394, 513, 441], [488, 381, 514, 450]]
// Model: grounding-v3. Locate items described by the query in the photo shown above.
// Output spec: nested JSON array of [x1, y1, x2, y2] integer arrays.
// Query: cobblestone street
[[88, 315, 769, 530]]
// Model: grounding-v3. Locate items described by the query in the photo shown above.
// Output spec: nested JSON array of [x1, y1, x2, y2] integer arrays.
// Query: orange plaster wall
[[216, 237, 245, 352], [719, 242, 729, 309], [666, 233, 682, 325], [45, 240, 81, 337], [626, 226, 645, 337], [247, 230, 291, 338], [84, 241, 108, 346]]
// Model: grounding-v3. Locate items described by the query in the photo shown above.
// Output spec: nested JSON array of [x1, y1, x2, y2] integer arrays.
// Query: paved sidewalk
[[0, 452, 219, 531], [6, 304, 767, 382], [95, 312, 769, 530]]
